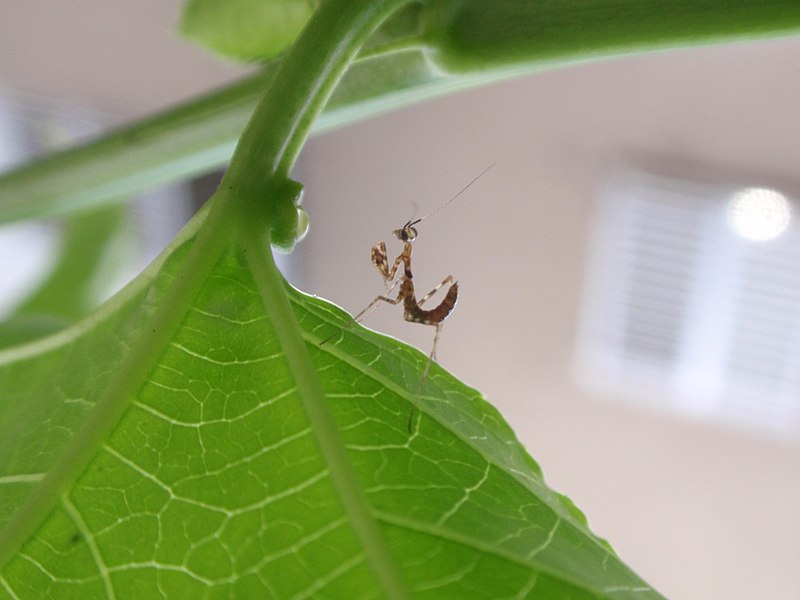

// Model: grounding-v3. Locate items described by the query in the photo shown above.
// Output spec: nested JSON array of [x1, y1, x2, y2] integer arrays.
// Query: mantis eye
[[394, 224, 417, 242]]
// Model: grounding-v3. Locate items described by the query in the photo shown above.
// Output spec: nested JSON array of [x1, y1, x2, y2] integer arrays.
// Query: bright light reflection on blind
[[576, 170, 800, 440]]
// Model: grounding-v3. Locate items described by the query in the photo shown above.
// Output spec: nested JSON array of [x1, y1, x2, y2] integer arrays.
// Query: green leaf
[[0, 212, 664, 598], [180, 0, 319, 61]]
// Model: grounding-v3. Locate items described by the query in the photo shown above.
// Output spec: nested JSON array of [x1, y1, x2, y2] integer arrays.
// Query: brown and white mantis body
[[323, 164, 494, 407]]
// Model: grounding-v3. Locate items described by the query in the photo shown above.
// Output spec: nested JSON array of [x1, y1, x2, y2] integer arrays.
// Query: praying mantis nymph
[[322, 164, 495, 409]]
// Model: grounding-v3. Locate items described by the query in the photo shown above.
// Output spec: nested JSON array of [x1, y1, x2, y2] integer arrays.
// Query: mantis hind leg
[[417, 275, 455, 307], [408, 322, 443, 432]]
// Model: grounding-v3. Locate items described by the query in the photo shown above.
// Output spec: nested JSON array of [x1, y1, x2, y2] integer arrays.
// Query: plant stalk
[[226, 0, 417, 597]]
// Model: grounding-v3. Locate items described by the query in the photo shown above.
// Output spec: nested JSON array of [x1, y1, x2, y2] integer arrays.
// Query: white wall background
[[1, 3, 799, 599]]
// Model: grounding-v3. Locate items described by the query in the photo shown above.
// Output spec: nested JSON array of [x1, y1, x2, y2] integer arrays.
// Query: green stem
[[0, 71, 275, 224], [426, 0, 800, 70], [226, 0, 417, 596], [222, 0, 412, 209]]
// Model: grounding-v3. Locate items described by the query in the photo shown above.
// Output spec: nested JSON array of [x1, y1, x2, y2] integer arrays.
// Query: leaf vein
[[61, 493, 116, 600]]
